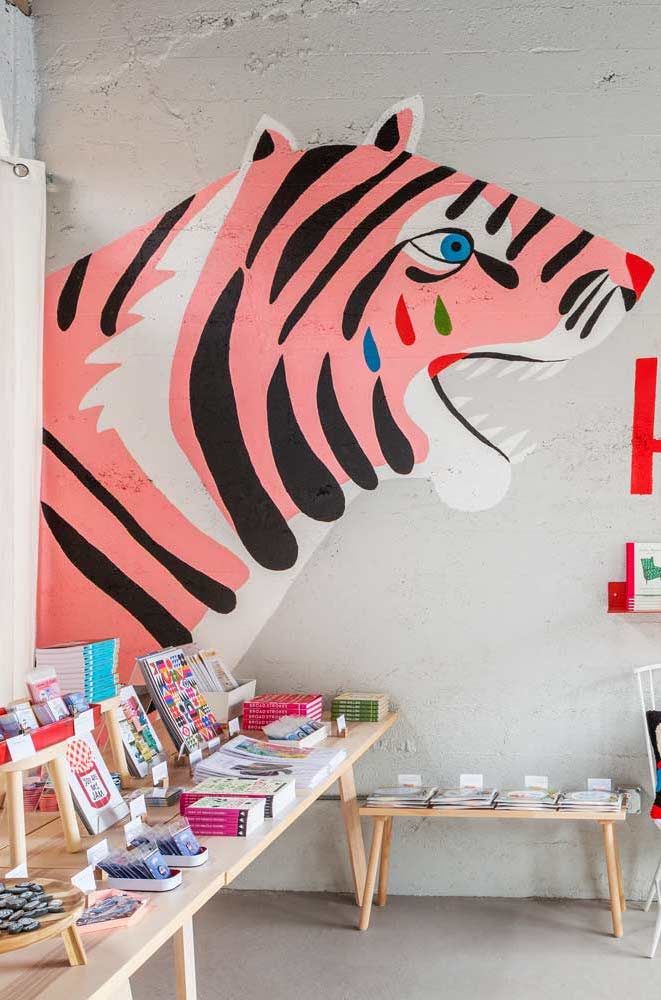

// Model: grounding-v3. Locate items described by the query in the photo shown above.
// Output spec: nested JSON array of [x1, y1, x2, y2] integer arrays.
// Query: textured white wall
[[0, 3, 36, 156], [34, 0, 661, 897]]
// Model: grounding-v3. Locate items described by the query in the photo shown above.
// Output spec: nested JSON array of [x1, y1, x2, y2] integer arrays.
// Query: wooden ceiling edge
[[7, 0, 32, 17]]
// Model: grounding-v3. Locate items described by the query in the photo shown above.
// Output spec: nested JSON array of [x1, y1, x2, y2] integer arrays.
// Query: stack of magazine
[[430, 787, 498, 809], [364, 786, 437, 808], [558, 790, 623, 812], [496, 789, 560, 810], [193, 735, 346, 790], [35, 639, 119, 702]]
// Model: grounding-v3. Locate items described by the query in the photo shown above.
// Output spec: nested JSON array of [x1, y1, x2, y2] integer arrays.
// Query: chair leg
[[645, 853, 661, 912], [651, 883, 661, 958]]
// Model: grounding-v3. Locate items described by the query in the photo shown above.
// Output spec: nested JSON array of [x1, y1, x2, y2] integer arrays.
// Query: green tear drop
[[434, 296, 452, 335]]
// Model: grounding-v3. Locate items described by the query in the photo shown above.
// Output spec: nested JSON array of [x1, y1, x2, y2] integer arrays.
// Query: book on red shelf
[[242, 694, 323, 729], [185, 796, 265, 836], [626, 542, 661, 611], [180, 775, 295, 819]]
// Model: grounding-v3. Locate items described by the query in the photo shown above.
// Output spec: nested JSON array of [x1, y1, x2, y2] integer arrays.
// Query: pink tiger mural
[[38, 98, 654, 676]]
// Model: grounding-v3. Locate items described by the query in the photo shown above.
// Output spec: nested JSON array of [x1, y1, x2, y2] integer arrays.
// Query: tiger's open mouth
[[430, 352, 569, 463]]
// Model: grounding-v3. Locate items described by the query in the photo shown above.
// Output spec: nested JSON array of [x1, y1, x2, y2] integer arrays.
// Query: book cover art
[[139, 648, 217, 753], [118, 685, 163, 778]]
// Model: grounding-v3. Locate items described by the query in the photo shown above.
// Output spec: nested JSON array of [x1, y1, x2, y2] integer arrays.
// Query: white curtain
[[0, 134, 46, 704]]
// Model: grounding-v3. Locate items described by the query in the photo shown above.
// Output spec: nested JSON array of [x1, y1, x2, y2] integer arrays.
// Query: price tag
[[87, 839, 109, 868], [129, 793, 147, 820], [397, 773, 422, 787], [124, 817, 143, 846], [151, 760, 168, 785], [525, 775, 549, 790], [228, 717, 240, 737], [71, 865, 96, 894], [208, 736, 221, 752], [189, 748, 203, 767], [6, 733, 36, 761], [6, 862, 28, 879], [74, 708, 95, 737], [335, 714, 346, 734], [460, 773, 483, 790], [588, 777, 612, 792]]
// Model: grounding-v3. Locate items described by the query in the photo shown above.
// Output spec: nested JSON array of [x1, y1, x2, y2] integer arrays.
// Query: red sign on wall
[[631, 357, 661, 494]]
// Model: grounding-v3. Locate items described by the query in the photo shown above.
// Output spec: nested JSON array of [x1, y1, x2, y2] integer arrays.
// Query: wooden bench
[[357, 804, 627, 936]]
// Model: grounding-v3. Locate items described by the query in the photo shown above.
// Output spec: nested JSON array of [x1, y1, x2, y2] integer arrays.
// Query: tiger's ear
[[364, 97, 424, 154], [242, 115, 298, 167]]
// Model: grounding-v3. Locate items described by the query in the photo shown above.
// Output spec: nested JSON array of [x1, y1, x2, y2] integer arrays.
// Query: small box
[[201, 679, 256, 723]]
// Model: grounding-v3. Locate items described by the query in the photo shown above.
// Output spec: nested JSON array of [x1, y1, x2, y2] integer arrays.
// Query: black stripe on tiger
[[541, 230, 593, 283], [372, 378, 414, 475], [41, 502, 192, 646], [43, 428, 236, 614], [580, 287, 616, 340], [190, 268, 298, 571], [486, 194, 517, 235], [279, 164, 456, 345], [57, 254, 91, 331], [100, 194, 195, 337], [343, 244, 403, 340], [317, 354, 378, 490], [271, 151, 411, 303], [564, 275, 608, 330], [506, 208, 554, 261], [445, 180, 487, 220], [246, 144, 354, 270], [268, 357, 345, 521]]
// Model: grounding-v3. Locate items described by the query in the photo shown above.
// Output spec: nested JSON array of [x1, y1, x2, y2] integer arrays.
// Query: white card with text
[[6, 733, 36, 761], [129, 794, 147, 820], [71, 865, 97, 894], [74, 708, 95, 737], [525, 775, 549, 790], [460, 773, 483, 790], [588, 777, 612, 792], [6, 862, 28, 879], [87, 839, 109, 867], [397, 773, 422, 787]]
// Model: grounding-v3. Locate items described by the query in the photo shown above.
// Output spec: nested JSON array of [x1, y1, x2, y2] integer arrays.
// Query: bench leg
[[174, 916, 197, 1000], [602, 821, 623, 937], [6, 770, 26, 870], [339, 766, 367, 906], [376, 816, 393, 906], [613, 826, 626, 912], [359, 818, 385, 931], [62, 923, 87, 966]]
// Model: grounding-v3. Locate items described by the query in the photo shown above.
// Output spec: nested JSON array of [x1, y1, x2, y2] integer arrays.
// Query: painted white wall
[[34, 0, 661, 897], [0, 4, 36, 157]]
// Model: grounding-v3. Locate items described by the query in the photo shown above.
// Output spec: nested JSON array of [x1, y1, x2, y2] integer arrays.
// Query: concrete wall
[[34, 0, 661, 897], [0, 3, 36, 156]]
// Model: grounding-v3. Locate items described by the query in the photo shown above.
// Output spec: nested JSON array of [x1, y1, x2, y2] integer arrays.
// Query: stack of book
[[33, 639, 120, 702], [430, 788, 498, 809], [331, 692, 389, 722], [137, 647, 218, 754], [241, 694, 323, 729], [625, 541, 661, 611], [180, 775, 296, 819], [184, 796, 266, 837], [496, 789, 560, 810], [558, 790, 623, 812], [181, 644, 239, 693], [364, 786, 437, 808], [193, 735, 346, 790]]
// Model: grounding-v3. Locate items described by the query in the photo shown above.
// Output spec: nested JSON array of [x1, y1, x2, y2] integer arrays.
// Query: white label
[[397, 773, 422, 787], [129, 793, 147, 820], [525, 775, 549, 790], [6, 733, 36, 761], [208, 736, 221, 752], [150, 786, 168, 799], [6, 862, 28, 878], [71, 865, 96, 894], [189, 747, 203, 766], [124, 817, 143, 846], [74, 708, 95, 736], [228, 717, 240, 736], [87, 839, 109, 867], [335, 714, 347, 734], [151, 760, 168, 786], [460, 773, 483, 790], [588, 777, 612, 792]]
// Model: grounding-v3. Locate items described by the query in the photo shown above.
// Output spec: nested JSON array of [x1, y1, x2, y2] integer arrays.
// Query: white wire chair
[[635, 663, 661, 957]]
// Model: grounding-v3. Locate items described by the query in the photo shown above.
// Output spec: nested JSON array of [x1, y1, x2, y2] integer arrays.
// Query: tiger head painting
[[39, 97, 654, 672]]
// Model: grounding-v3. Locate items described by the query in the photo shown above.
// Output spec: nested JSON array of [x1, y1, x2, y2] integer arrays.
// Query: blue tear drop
[[363, 327, 380, 372]]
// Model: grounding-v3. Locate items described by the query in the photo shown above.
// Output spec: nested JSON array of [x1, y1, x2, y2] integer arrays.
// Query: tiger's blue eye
[[439, 232, 472, 262]]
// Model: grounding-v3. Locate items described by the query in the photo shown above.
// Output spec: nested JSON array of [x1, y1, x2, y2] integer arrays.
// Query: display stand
[[0, 741, 82, 868], [0, 878, 86, 966]]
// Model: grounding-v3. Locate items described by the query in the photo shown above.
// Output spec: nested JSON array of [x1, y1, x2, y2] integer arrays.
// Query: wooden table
[[357, 804, 627, 936], [0, 714, 396, 1000]]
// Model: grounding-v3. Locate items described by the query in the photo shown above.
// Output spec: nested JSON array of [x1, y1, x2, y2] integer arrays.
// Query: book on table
[[241, 694, 323, 729], [185, 796, 266, 836], [365, 786, 437, 808], [179, 775, 296, 819], [33, 638, 120, 702], [557, 790, 623, 811], [193, 735, 346, 790], [495, 789, 560, 810], [137, 646, 218, 754], [331, 692, 389, 722], [430, 788, 498, 809]]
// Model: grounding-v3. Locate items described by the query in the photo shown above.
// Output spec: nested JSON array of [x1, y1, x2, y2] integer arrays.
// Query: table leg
[[174, 916, 197, 1000], [376, 816, 393, 906], [613, 825, 626, 912], [47, 753, 82, 854], [62, 923, 87, 966], [115, 979, 134, 999], [359, 818, 385, 931], [6, 769, 26, 869], [601, 821, 623, 937], [338, 766, 367, 906], [105, 706, 130, 786]]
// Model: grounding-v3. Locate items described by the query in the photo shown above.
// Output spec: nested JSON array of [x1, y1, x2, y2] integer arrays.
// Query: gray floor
[[131, 891, 660, 999]]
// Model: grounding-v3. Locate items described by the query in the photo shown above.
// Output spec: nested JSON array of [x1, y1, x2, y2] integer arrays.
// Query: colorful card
[[64, 731, 129, 834], [118, 685, 163, 778]]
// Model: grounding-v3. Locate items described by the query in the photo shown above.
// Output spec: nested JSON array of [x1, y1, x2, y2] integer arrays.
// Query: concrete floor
[[131, 891, 660, 999]]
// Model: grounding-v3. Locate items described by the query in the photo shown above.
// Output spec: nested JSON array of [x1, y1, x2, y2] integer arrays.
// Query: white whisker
[[483, 426, 505, 438], [455, 358, 478, 371], [518, 366, 538, 381], [467, 359, 498, 380], [451, 396, 472, 409], [536, 360, 568, 380], [497, 361, 527, 378], [500, 429, 528, 453], [468, 413, 488, 426], [511, 443, 538, 464]]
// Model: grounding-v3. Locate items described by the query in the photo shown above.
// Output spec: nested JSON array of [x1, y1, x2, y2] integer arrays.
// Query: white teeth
[[468, 413, 488, 426], [518, 365, 538, 381], [497, 361, 527, 378], [511, 443, 538, 464], [536, 360, 568, 380], [483, 426, 505, 438], [467, 359, 498, 380], [455, 358, 478, 371], [500, 429, 529, 453], [451, 396, 472, 409]]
